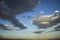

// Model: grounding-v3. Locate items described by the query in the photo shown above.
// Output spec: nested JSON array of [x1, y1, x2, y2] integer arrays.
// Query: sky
[[16, 0, 60, 30], [0, 0, 60, 39]]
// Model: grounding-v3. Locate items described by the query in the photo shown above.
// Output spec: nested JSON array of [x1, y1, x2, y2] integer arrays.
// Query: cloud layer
[[0, 0, 39, 29], [30, 23, 60, 34], [32, 13, 60, 29]]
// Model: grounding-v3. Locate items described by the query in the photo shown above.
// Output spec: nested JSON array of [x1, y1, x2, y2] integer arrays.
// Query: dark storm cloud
[[0, 0, 39, 29], [5, 0, 39, 14]]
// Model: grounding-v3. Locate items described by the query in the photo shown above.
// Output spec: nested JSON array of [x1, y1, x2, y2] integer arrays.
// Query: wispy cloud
[[0, 24, 20, 30]]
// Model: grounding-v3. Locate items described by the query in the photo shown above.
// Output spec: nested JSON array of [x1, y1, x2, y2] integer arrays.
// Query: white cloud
[[54, 10, 60, 13]]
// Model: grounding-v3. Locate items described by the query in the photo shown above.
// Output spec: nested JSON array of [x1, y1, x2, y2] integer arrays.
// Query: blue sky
[[16, 0, 60, 30], [0, 0, 60, 39]]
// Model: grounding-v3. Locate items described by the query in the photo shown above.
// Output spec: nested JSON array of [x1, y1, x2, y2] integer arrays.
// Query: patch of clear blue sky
[[0, 0, 60, 32]]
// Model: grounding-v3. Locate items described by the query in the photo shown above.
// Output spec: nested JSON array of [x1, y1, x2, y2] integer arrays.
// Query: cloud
[[40, 23, 60, 33], [54, 23, 60, 31], [54, 10, 60, 13], [0, 0, 39, 29], [28, 30, 45, 34], [33, 31, 43, 34], [28, 23, 60, 34], [32, 13, 60, 29], [0, 24, 20, 30], [30, 29, 54, 34], [0, 24, 9, 30]]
